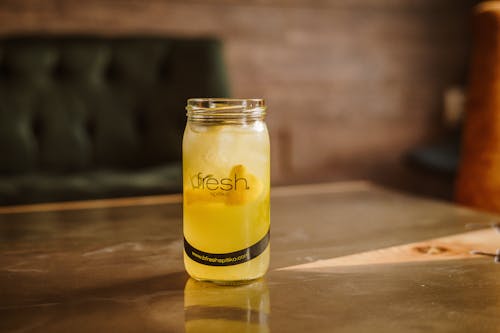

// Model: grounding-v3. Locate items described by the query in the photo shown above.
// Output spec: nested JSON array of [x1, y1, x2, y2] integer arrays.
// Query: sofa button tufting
[[0, 36, 228, 204]]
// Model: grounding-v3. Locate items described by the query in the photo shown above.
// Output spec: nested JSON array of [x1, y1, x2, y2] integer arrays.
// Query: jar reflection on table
[[184, 278, 270, 333]]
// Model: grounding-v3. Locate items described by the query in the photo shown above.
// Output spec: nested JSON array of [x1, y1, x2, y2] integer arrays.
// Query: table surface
[[1, 181, 499, 333]]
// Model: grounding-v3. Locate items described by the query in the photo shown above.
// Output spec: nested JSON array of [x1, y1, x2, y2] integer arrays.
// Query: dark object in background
[[407, 129, 461, 176], [0, 36, 229, 205], [456, 2, 500, 213]]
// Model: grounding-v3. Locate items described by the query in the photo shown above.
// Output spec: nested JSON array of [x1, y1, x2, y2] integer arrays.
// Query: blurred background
[[0, 0, 488, 205]]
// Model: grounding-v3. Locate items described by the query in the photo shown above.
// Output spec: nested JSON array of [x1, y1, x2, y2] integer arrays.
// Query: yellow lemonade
[[183, 99, 270, 283]]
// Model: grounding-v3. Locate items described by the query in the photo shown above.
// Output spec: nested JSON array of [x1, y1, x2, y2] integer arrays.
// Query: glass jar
[[183, 98, 270, 283]]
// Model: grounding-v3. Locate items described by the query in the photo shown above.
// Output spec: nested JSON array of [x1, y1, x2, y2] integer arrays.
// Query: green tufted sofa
[[0, 36, 229, 205]]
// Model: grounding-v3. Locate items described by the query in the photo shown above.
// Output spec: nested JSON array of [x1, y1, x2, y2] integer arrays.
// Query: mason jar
[[183, 98, 270, 283]]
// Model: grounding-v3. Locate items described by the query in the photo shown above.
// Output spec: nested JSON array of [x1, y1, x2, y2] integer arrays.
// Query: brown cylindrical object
[[456, 2, 500, 212]]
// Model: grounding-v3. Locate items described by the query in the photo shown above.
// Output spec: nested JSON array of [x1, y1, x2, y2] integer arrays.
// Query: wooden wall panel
[[0, 0, 477, 189]]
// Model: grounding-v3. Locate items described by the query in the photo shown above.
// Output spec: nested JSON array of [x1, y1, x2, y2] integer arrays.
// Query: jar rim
[[186, 98, 266, 121]]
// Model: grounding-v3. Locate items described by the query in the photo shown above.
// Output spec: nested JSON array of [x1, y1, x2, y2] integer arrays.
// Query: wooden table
[[1, 182, 499, 332]]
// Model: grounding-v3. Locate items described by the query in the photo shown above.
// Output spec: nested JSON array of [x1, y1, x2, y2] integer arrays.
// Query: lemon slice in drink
[[226, 164, 263, 205]]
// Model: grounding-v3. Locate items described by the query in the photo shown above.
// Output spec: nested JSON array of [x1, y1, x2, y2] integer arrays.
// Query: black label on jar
[[184, 230, 270, 266]]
